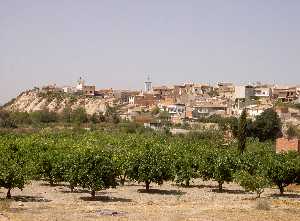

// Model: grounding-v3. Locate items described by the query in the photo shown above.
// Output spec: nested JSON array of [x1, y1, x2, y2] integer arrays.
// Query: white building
[[234, 85, 255, 99], [62, 86, 76, 93], [254, 86, 272, 98], [166, 104, 186, 115]]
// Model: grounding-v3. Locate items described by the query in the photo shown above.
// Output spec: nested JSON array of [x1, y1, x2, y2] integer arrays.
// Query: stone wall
[[276, 137, 300, 153]]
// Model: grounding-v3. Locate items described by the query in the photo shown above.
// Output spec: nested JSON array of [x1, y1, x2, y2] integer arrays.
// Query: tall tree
[[251, 108, 281, 141], [238, 109, 247, 154]]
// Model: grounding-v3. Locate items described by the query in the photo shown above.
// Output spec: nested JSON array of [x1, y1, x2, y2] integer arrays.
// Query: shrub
[[30, 109, 58, 124], [70, 107, 88, 124], [286, 125, 299, 139], [0, 110, 17, 128]]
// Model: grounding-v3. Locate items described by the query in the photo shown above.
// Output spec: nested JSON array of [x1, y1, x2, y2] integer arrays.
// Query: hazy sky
[[1, 0, 300, 103]]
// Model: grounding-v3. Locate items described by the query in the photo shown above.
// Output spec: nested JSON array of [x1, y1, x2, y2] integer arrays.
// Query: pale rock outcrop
[[4, 90, 107, 115]]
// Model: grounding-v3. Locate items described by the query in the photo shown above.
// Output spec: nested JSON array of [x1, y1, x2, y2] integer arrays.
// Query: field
[[1, 179, 300, 221]]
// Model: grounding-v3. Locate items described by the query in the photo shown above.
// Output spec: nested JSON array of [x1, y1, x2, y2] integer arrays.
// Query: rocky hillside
[[3, 90, 107, 115]]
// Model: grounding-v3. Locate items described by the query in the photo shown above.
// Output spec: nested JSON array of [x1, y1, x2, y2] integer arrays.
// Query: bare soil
[[0, 179, 300, 221]]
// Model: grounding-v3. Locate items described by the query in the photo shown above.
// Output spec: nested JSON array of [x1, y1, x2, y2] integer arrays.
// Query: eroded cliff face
[[3, 90, 107, 115]]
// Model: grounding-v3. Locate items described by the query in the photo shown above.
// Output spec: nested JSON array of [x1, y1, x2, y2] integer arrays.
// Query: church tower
[[144, 75, 152, 93], [76, 76, 85, 91]]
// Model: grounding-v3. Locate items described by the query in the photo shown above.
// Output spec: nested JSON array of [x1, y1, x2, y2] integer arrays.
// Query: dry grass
[[0, 199, 11, 211], [255, 199, 271, 211], [0, 179, 299, 221]]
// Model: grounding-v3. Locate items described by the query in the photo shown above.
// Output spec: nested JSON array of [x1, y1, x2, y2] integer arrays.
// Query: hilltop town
[[4, 76, 300, 128]]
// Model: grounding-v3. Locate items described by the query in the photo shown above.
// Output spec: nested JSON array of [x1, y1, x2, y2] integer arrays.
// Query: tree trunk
[[145, 181, 150, 191], [91, 190, 96, 198], [49, 178, 54, 186], [120, 176, 126, 186], [218, 181, 223, 192], [70, 185, 74, 192], [185, 179, 190, 187], [279, 185, 284, 195], [256, 189, 263, 198], [257, 191, 261, 198], [6, 188, 11, 199]]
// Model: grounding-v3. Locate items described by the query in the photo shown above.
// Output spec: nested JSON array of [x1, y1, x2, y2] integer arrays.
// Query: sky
[[1, 0, 300, 103]]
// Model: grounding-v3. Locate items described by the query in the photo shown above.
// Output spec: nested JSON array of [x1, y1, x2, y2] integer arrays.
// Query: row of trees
[[0, 130, 299, 199], [198, 108, 282, 142], [0, 106, 120, 128]]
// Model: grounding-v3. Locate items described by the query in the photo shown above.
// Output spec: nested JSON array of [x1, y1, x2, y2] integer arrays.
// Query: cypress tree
[[238, 109, 247, 154]]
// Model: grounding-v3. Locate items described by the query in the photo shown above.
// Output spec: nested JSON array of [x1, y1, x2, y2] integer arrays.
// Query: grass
[[255, 198, 271, 211], [0, 199, 12, 211]]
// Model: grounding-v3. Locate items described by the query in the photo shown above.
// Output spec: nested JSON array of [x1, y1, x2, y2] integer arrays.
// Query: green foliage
[[128, 136, 174, 190], [60, 107, 72, 123], [173, 142, 199, 186], [29, 109, 58, 124], [196, 115, 239, 137], [0, 110, 17, 128], [235, 151, 270, 197], [111, 135, 137, 185], [238, 109, 247, 153], [184, 129, 224, 144], [119, 122, 142, 134], [63, 151, 82, 191], [37, 149, 66, 185], [235, 170, 269, 198], [76, 148, 118, 197], [70, 107, 88, 124], [251, 108, 282, 141], [0, 128, 298, 200], [105, 106, 120, 124], [90, 112, 106, 124], [286, 125, 299, 139], [151, 106, 160, 116], [158, 111, 171, 127], [265, 151, 300, 195], [9, 112, 32, 125], [199, 148, 237, 191], [0, 141, 33, 198]]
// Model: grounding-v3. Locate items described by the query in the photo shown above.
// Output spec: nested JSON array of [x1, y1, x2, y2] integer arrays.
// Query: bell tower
[[76, 76, 85, 91], [144, 75, 152, 93]]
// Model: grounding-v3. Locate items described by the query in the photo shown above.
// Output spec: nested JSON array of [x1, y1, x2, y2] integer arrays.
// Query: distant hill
[[3, 89, 107, 115]]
